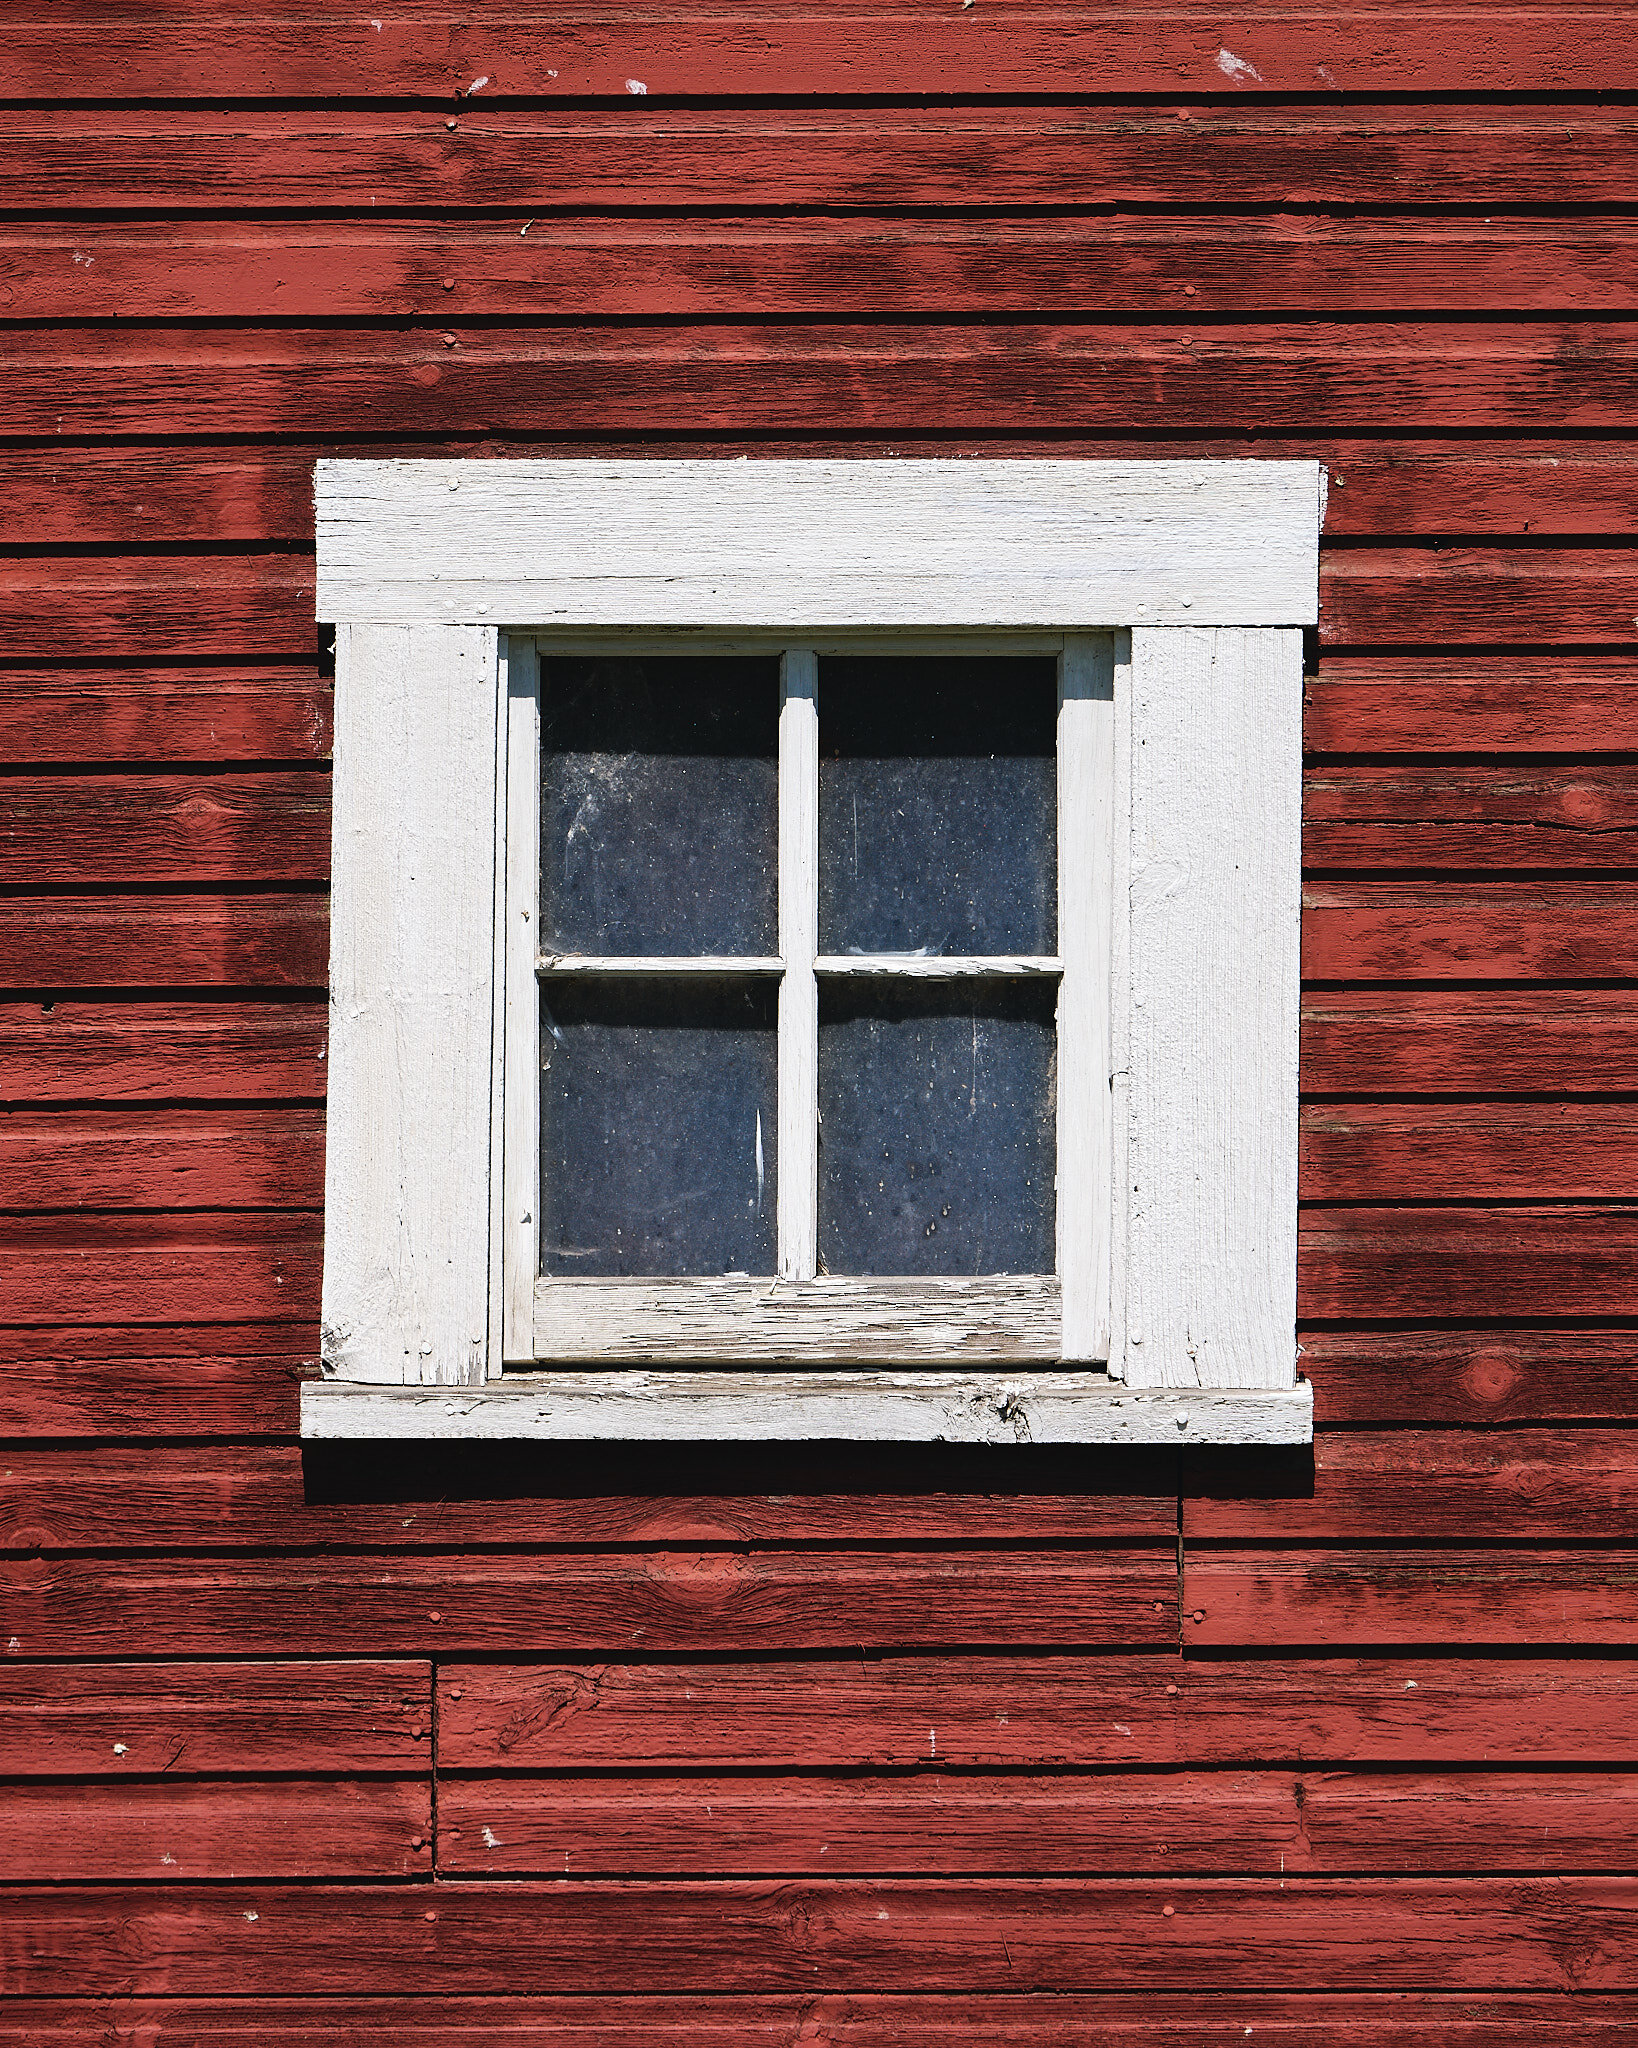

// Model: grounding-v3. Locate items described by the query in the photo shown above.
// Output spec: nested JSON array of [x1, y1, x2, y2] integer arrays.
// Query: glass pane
[[818, 982, 1056, 1276], [540, 980, 777, 1276], [541, 655, 778, 956], [819, 656, 1057, 957]]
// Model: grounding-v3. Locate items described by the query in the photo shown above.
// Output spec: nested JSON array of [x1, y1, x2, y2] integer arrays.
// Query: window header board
[[315, 458, 1324, 630]]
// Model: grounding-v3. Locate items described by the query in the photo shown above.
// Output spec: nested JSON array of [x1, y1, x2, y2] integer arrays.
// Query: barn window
[[304, 459, 1319, 1445], [511, 639, 1105, 1369]]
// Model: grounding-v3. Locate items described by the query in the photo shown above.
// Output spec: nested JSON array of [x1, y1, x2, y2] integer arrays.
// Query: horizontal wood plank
[[1323, 548, 1638, 648], [0, 1107, 324, 1211], [1298, 1330, 1638, 1426], [1306, 659, 1638, 754], [0, 668, 329, 761], [1299, 1207, 1638, 1321], [0, 1551, 1179, 1656], [0, 896, 328, 991], [0, 773, 328, 885], [1304, 765, 1638, 873], [0, 1002, 326, 1103], [0, 1994, 1621, 2048], [0, 556, 313, 659], [0, 1213, 321, 1326], [0, 1659, 428, 1773], [0, 445, 318, 545], [1186, 1551, 1638, 1646], [1321, 462, 1638, 541], [0, 1445, 1175, 1551], [10, 11, 1638, 99], [437, 1772, 1303, 1876], [1302, 992, 1638, 1097], [1302, 883, 1638, 980], [0, 1778, 430, 1880], [10, 326, 1638, 444], [0, 1326, 313, 1438], [438, 1656, 1638, 1770], [1301, 1105, 1638, 1202], [1298, 1770, 1638, 1873], [14, 109, 1638, 211], [3, 1877, 1634, 1995], [1310, 761, 1638, 823], [1187, 1429, 1638, 1541], [438, 1768, 1638, 1876], [12, 221, 1638, 319]]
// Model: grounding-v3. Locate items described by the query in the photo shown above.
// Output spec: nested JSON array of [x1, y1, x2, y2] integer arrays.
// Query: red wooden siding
[[4, 10, 1638, 2040]]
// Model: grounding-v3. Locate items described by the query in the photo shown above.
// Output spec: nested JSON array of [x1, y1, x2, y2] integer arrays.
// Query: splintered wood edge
[[301, 1375, 1313, 1444]]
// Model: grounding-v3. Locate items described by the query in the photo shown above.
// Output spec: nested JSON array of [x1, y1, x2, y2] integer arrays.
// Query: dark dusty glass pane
[[818, 982, 1056, 1277], [819, 656, 1057, 957], [541, 656, 778, 956], [540, 980, 777, 1277]]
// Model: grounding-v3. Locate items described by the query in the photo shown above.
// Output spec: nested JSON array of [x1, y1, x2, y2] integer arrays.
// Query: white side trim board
[[1120, 628, 1303, 1391], [321, 623, 500, 1386], [317, 459, 1323, 629], [303, 1374, 1313, 1445]]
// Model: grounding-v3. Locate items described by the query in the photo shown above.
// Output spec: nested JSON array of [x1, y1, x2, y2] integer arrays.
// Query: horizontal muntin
[[535, 953, 1063, 978], [816, 954, 1063, 978], [538, 953, 784, 976]]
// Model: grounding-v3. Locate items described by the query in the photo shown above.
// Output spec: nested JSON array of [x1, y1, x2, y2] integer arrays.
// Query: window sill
[[301, 1372, 1312, 1445]]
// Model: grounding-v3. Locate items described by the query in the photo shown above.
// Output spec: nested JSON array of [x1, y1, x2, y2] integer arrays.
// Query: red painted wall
[[3, 10, 1638, 2038]]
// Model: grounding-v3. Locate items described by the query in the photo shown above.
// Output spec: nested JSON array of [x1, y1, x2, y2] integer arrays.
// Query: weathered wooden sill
[[300, 1373, 1312, 1445]]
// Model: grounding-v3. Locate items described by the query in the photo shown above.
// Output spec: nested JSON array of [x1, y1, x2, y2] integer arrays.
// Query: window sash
[[500, 631, 1112, 1369]]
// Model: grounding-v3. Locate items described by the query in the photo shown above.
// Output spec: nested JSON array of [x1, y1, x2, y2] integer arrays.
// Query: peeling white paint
[[625, 77, 648, 93], [1216, 45, 1263, 83], [482, 1825, 501, 1847], [467, 75, 489, 92]]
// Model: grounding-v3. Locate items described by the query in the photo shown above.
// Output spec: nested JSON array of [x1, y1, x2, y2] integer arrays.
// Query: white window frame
[[303, 458, 1320, 1446], [506, 629, 1110, 1371]]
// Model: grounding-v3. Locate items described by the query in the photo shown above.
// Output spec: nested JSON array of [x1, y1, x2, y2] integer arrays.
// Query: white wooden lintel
[[316, 459, 1323, 628], [301, 1374, 1312, 1445]]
